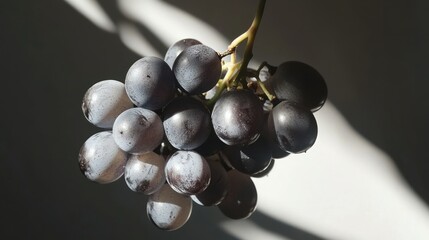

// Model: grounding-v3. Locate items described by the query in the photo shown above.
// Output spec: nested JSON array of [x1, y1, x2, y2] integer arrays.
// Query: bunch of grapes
[[78, 0, 327, 231]]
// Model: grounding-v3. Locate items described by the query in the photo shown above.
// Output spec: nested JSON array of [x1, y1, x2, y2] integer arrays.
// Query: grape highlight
[[78, 0, 327, 231]]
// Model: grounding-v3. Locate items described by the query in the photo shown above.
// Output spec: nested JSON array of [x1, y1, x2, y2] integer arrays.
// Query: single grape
[[164, 38, 202, 68], [212, 89, 264, 145], [82, 80, 133, 128], [112, 107, 164, 154], [191, 155, 228, 206], [78, 131, 128, 184], [240, 135, 272, 169], [220, 135, 272, 175], [266, 61, 328, 112], [125, 56, 176, 110], [218, 170, 257, 219], [250, 158, 275, 178], [162, 96, 211, 150], [147, 184, 192, 231], [260, 123, 291, 159], [271, 144, 290, 159], [124, 152, 166, 195], [173, 44, 221, 94], [267, 101, 318, 153], [165, 151, 211, 195]]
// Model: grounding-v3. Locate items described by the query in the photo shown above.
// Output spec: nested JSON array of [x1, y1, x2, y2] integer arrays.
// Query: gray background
[[1, 0, 428, 239]]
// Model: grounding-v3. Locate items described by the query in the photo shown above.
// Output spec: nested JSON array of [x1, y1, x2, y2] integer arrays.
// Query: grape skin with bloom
[[165, 151, 211, 195], [124, 152, 166, 195], [79, 131, 128, 184], [82, 80, 133, 128], [112, 107, 164, 154]]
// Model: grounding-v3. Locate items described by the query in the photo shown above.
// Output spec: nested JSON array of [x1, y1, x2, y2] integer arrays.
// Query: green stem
[[233, 0, 266, 85], [206, 0, 266, 107], [206, 62, 240, 106], [257, 80, 275, 101]]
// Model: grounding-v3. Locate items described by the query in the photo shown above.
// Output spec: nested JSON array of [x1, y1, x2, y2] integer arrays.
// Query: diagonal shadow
[[249, 211, 327, 240], [100, 0, 168, 54]]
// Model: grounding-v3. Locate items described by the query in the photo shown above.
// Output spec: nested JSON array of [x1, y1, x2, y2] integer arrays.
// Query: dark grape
[[220, 135, 272, 175], [173, 44, 221, 94], [112, 108, 164, 154], [191, 155, 228, 206], [267, 61, 327, 112], [82, 80, 133, 128], [124, 152, 165, 195], [125, 56, 176, 110], [162, 97, 211, 150], [78, 131, 128, 184], [258, 113, 292, 159], [147, 184, 192, 231], [165, 151, 211, 195], [250, 159, 275, 178], [267, 101, 318, 153], [218, 170, 257, 219], [212, 89, 264, 145], [164, 38, 202, 68], [271, 144, 290, 159]]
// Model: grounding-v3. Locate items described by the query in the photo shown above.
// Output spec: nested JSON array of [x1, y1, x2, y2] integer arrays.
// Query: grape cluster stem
[[208, 0, 269, 106]]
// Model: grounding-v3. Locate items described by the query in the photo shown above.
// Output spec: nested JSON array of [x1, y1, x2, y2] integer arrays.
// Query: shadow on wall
[[65, 0, 429, 239]]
